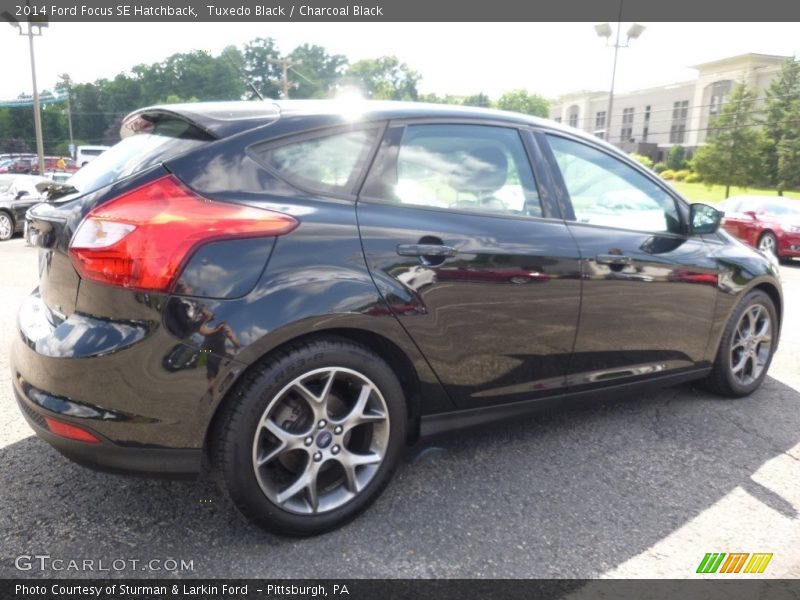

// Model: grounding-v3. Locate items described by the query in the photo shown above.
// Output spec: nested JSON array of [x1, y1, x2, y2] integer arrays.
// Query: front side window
[[547, 134, 682, 234], [362, 124, 542, 218], [257, 128, 378, 194]]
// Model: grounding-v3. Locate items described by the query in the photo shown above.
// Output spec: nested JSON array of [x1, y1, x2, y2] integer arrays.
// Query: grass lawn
[[668, 181, 800, 203]]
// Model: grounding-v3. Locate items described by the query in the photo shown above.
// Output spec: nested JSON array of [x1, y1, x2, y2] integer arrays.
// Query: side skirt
[[418, 367, 711, 438]]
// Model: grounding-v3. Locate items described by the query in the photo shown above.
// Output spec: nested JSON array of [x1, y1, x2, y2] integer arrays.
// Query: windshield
[[763, 200, 800, 217]]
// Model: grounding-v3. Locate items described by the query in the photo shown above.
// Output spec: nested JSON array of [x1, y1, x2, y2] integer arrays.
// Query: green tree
[[461, 93, 491, 108], [496, 89, 549, 117], [666, 145, 687, 170], [288, 44, 348, 99], [693, 84, 764, 198], [344, 57, 420, 100], [242, 37, 283, 99], [417, 93, 463, 105], [776, 96, 800, 192], [762, 57, 800, 193], [71, 82, 107, 145]]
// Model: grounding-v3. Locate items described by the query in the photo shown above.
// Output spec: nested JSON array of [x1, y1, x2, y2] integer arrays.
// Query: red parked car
[[718, 195, 800, 260]]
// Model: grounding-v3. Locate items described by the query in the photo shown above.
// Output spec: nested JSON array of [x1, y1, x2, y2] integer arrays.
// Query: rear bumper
[[10, 290, 230, 477], [13, 378, 202, 477]]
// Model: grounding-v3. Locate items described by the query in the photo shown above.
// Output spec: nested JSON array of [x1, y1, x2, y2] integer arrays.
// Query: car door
[[357, 121, 582, 409], [539, 132, 718, 390]]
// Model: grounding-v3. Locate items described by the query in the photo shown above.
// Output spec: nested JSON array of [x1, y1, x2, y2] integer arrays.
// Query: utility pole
[[267, 57, 301, 99], [59, 74, 75, 159]]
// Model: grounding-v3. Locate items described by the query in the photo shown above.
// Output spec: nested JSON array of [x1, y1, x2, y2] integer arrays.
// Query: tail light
[[69, 175, 298, 292]]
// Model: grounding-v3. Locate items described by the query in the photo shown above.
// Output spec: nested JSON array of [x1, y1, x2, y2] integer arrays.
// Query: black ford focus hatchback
[[12, 100, 782, 534]]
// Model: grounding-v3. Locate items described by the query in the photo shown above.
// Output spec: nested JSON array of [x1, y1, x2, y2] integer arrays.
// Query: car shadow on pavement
[[1, 376, 798, 579]]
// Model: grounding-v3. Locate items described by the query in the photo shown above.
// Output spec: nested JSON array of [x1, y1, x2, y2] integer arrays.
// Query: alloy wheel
[[0, 214, 11, 240], [729, 304, 772, 386], [758, 234, 777, 256], [252, 367, 390, 515]]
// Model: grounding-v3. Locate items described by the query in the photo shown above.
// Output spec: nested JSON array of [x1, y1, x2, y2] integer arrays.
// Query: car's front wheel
[[758, 232, 778, 257], [701, 289, 777, 398], [214, 338, 406, 535]]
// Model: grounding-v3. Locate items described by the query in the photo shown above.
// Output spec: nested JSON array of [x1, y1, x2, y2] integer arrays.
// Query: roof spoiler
[[120, 108, 217, 141], [121, 102, 282, 140]]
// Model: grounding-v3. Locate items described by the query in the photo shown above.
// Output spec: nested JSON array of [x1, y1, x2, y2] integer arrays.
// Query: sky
[[2, 22, 799, 101]]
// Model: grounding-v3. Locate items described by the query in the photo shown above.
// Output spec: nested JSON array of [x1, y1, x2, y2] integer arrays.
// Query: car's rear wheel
[[758, 232, 778, 257], [700, 290, 777, 398], [214, 338, 406, 535], [0, 212, 13, 241]]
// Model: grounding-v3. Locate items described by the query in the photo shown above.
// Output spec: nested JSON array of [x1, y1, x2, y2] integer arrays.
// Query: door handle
[[596, 253, 632, 265], [397, 244, 457, 258]]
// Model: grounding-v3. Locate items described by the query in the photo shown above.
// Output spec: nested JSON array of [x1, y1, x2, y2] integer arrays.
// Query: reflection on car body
[[11, 100, 783, 535]]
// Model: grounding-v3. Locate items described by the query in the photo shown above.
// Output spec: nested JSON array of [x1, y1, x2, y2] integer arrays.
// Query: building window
[[669, 125, 686, 144], [642, 127, 649, 141], [643, 105, 651, 141], [568, 105, 579, 128], [620, 107, 634, 141], [554, 117, 562, 123], [670, 100, 689, 144], [672, 100, 689, 121], [709, 81, 732, 116], [595, 111, 606, 129]]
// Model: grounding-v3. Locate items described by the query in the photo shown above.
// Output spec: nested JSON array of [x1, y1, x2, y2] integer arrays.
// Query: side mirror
[[744, 210, 758, 220], [690, 203, 722, 235], [15, 190, 29, 200]]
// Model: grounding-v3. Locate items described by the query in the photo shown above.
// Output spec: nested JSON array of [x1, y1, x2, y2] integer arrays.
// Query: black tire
[[214, 337, 406, 535], [757, 231, 778, 258], [700, 290, 778, 398], [0, 211, 14, 241]]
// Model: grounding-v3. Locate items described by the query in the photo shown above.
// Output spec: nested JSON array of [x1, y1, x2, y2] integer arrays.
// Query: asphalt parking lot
[[0, 235, 799, 579]]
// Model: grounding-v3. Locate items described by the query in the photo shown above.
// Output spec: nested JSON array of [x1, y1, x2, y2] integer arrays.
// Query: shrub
[[660, 169, 676, 180], [667, 145, 688, 170], [684, 172, 702, 183], [628, 152, 654, 169], [653, 162, 668, 173], [673, 169, 692, 182]]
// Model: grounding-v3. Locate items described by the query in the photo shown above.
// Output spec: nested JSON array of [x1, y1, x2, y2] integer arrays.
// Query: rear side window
[[254, 128, 378, 195], [361, 124, 542, 218]]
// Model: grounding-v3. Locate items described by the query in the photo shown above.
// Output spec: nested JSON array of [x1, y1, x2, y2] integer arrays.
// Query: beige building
[[549, 53, 789, 162]]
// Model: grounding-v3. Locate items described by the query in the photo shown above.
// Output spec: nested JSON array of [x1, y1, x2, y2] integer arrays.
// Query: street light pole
[[606, 22, 622, 145], [595, 9, 645, 147], [25, 22, 46, 174]]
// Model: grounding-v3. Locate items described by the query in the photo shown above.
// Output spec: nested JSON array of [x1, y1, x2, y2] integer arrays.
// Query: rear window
[[67, 120, 211, 196], [252, 127, 378, 195]]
